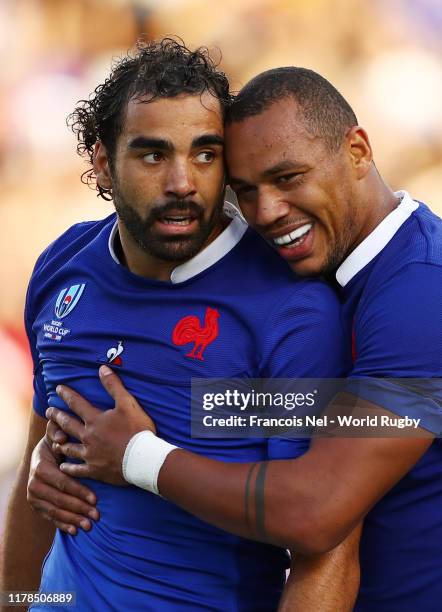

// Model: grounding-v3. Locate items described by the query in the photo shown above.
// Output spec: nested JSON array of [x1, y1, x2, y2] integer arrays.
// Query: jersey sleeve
[[22, 219, 110, 419], [24, 254, 49, 418], [348, 262, 442, 433], [261, 280, 351, 460]]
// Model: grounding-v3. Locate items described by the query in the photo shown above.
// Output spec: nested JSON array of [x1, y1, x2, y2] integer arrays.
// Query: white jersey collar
[[108, 201, 248, 284], [336, 190, 419, 287]]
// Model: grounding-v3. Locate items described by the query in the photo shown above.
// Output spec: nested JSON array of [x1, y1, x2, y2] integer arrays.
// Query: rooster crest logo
[[106, 341, 124, 366], [172, 307, 220, 361]]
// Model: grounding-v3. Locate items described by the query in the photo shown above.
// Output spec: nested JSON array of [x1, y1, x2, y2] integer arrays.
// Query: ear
[[93, 142, 113, 190], [345, 126, 373, 179]]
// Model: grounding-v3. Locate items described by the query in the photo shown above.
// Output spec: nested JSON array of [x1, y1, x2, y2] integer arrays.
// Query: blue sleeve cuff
[[346, 377, 442, 435]]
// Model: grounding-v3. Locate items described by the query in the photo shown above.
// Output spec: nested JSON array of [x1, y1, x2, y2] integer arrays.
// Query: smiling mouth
[[272, 223, 313, 248]]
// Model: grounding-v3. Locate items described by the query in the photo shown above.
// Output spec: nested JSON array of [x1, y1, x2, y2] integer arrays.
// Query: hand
[[27, 435, 99, 535], [47, 365, 156, 485]]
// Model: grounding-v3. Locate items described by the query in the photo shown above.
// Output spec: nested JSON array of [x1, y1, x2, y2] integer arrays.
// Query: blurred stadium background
[[0, 0, 441, 528]]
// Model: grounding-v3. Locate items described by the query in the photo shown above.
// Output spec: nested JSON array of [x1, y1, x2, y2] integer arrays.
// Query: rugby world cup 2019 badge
[[43, 283, 86, 342], [55, 284, 86, 319]]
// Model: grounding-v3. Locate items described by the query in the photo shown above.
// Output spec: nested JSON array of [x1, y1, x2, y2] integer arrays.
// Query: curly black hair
[[68, 38, 232, 200]]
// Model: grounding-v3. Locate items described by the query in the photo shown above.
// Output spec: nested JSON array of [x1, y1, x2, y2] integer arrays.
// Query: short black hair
[[68, 37, 232, 200], [227, 67, 357, 151]]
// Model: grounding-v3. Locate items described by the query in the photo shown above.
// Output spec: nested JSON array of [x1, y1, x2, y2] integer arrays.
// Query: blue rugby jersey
[[336, 192, 442, 611], [26, 213, 349, 611]]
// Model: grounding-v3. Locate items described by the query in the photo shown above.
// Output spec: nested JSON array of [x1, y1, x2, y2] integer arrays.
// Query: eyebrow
[[192, 134, 224, 148], [127, 134, 224, 152], [262, 160, 305, 176], [128, 137, 172, 151], [229, 160, 306, 186]]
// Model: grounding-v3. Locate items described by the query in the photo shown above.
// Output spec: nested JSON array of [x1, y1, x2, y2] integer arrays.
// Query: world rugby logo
[[54, 284, 86, 319]]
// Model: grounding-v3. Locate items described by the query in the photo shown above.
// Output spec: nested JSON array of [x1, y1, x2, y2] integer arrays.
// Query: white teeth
[[273, 223, 312, 246]]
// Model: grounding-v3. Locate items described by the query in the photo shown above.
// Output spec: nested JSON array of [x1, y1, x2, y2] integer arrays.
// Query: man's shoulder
[[350, 208, 442, 377], [364, 203, 442, 293], [31, 214, 116, 282], [389, 203, 442, 268], [353, 204, 442, 338], [412, 203, 442, 266]]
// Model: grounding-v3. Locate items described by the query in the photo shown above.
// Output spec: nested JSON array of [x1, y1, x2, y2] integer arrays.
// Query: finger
[[60, 462, 95, 479], [36, 460, 97, 505], [53, 509, 96, 531], [55, 442, 86, 461], [53, 521, 77, 536], [29, 479, 99, 520], [30, 498, 61, 523], [53, 511, 93, 531], [52, 442, 66, 459], [46, 420, 68, 445], [29, 475, 99, 519], [46, 407, 85, 441], [30, 499, 92, 531], [99, 365, 133, 404], [56, 385, 101, 422]]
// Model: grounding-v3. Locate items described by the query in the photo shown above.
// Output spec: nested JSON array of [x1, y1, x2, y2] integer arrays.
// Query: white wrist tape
[[122, 430, 177, 495]]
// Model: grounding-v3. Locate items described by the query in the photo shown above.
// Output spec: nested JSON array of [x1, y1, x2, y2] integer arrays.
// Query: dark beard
[[113, 186, 223, 263]]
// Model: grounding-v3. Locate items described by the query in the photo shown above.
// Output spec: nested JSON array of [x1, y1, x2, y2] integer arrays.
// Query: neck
[[348, 177, 400, 254], [116, 216, 230, 281]]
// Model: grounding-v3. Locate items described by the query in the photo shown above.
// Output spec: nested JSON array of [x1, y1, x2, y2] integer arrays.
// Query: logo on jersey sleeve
[[55, 284, 86, 319], [172, 307, 219, 361], [42, 283, 86, 342]]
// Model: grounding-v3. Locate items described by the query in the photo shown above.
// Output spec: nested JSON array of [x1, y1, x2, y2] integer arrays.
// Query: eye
[[277, 173, 297, 184], [195, 151, 216, 163], [234, 185, 256, 201], [143, 152, 163, 164], [276, 172, 304, 186]]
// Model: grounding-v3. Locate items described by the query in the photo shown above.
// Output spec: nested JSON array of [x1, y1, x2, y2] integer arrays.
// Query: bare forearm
[[158, 435, 431, 554], [278, 525, 361, 612], [1, 413, 55, 611], [158, 449, 334, 553], [1, 458, 55, 593]]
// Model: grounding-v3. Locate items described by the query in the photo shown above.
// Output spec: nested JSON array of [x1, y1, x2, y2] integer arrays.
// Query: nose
[[253, 188, 290, 228], [164, 159, 197, 199]]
